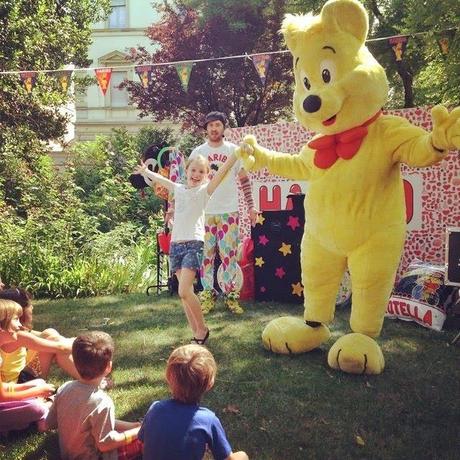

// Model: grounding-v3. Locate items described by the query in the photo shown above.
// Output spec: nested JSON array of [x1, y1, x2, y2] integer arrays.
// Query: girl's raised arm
[[134, 162, 175, 191], [207, 153, 237, 196]]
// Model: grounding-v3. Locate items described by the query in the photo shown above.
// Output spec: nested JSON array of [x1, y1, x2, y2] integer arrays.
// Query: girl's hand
[[58, 338, 73, 353], [133, 162, 148, 175], [38, 383, 56, 398]]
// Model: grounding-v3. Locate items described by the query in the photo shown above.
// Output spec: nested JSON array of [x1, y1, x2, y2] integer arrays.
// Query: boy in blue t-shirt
[[139, 344, 248, 460]]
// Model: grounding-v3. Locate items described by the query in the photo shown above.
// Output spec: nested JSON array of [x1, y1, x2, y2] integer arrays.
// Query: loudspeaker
[[445, 227, 460, 287]]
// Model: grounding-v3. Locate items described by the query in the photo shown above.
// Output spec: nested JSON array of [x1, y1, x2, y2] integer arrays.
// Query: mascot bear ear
[[321, 0, 368, 45], [280, 14, 309, 54]]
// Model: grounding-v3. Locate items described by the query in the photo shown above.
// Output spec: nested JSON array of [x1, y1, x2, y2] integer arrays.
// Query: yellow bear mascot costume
[[237, 0, 460, 374]]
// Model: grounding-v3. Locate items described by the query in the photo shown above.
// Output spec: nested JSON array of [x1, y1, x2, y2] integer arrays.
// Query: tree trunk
[[395, 61, 414, 108]]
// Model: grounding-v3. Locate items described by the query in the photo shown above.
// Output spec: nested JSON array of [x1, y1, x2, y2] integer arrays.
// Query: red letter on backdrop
[[285, 184, 303, 210], [403, 179, 413, 224], [259, 185, 282, 211]]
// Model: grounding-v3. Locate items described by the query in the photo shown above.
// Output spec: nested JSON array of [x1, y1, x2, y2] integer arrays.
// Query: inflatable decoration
[[387, 260, 458, 332], [129, 143, 185, 201], [236, 0, 460, 374]]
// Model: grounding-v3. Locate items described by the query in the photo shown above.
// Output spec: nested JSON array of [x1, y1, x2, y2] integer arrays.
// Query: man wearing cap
[[188, 111, 258, 314]]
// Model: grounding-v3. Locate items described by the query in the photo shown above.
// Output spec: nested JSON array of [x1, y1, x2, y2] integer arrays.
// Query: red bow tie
[[308, 111, 382, 169]]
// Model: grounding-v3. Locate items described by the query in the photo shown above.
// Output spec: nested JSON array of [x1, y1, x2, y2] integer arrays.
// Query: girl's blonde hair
[[185, 154, 210, 173], [0, 299, 22, 331]]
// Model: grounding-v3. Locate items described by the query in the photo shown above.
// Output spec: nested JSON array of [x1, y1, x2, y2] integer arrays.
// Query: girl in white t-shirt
[[134, 153, 237, 344]]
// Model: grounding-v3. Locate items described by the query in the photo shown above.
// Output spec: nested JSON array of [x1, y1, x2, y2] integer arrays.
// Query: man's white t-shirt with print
[[189, 141, 241, 215], [171, 183, 210, 242]]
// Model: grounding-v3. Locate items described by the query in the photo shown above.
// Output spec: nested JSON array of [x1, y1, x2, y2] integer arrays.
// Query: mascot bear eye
[[320, 59, 336, 84], [300, 70, 311, 90]]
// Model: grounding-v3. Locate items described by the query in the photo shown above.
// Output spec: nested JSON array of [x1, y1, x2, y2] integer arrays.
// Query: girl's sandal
[[191, 329, 210, 345]]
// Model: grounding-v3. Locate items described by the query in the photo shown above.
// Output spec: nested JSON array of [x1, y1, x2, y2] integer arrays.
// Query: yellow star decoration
[[256, 214, 265, 225], [279, 242, 292, 256], [291, 282, 304, 297], [255, 257, 265, 267]]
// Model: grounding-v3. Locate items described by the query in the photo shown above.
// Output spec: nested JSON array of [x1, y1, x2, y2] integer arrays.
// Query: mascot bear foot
[[327, 333, 385, 375], [262, 317, 330, 354]]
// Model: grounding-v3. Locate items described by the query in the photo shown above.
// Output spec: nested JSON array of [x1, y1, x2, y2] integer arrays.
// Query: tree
[[290, 0, 459, 108], [124, 0, 294, 129], [0, 0, 111, 216]]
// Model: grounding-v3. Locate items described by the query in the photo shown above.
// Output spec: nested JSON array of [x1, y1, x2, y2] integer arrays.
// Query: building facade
[[75, 0, 161, 141]]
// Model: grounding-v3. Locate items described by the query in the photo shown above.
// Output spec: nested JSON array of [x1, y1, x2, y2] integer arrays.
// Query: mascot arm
[[236, 134, 311, 180], [390, 116, 449, 168]]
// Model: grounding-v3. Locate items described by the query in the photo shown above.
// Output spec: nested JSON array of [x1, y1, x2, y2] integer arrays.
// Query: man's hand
[[248, 207, 259, 227], [235, 136, 259, 171]]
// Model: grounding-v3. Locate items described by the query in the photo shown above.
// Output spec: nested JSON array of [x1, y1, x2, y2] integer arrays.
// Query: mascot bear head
[[281, 0, 388, 135]]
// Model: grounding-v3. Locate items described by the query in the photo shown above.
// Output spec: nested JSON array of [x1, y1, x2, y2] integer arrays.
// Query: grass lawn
[[1, 292, 459, 460]]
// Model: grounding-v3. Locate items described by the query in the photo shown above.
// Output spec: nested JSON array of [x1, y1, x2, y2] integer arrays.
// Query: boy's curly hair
[[166, 344, 217, 404]]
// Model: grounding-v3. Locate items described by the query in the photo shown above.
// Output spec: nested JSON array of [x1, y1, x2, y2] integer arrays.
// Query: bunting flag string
[[252, 54, 272, 85], [175, 63, 193, 92], [54, 69, 73, 93], [135, 64, 154, 88], [1, 26, 458, 94], [94, 68, 112, 95], [19, 71, 38, 93], [436, 28, 456, 58], [389, 35, 409, 62]]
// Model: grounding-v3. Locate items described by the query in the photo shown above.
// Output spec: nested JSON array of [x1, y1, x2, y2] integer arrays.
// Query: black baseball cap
[[203, 111, 227, 129]]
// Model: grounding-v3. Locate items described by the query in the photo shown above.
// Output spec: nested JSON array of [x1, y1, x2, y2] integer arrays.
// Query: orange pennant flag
[[95, 68, 112, 95]]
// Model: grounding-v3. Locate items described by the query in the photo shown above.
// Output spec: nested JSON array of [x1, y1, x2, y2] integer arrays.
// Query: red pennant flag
[[135, 65, 154, 89], [95, 68, 112, 95], [252, 54, 272, 85], [388, 36, 409, 62], [19, 71, 38, 94]]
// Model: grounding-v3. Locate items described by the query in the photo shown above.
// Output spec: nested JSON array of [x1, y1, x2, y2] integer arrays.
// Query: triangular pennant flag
[[19, 71, 38, 94], [252, 54, 272, 85], [436, 29, 456, 57], [135, 65, 154, 89], [94, 68, 112, 95], [175, 63, 193, 92], [388, 35, 409, 62], [54, 70, 73, 93]]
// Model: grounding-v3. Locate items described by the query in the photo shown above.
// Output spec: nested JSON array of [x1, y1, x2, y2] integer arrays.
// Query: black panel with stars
[[251, 194, 305, 303]]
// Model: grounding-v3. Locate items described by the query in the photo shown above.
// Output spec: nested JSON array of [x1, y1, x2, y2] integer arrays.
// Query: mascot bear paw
[[262, 317, 330, 354], [327, 333, 384, 375]]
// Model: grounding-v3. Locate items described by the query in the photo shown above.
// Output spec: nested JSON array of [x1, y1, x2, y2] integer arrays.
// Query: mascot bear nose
[[303, 95, 322, 113]]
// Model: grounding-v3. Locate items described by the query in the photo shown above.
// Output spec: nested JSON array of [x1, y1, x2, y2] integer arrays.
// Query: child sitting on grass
[[0, 288, 79, 383], [46, 331, 142, 460], [0, 299, 55, 435], [139, 344, 249, 460]]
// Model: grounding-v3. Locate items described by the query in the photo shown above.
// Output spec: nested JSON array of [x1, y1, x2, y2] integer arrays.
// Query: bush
[[0, 126, 176, 298]]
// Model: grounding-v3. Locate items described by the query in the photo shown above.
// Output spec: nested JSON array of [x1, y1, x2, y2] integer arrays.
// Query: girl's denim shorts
[[169, 240, 204, 274]]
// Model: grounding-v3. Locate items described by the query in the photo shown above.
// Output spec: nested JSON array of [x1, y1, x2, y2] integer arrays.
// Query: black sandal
[[191, 329, 210, 345]]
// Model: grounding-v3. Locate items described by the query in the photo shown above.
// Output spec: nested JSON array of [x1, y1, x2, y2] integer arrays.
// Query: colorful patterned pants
[[201, 212, 239, 294]]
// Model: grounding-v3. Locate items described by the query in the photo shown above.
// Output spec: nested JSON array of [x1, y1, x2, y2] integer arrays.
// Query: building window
[[110, 71, 129, 107], [108, 0, 127, 28]]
